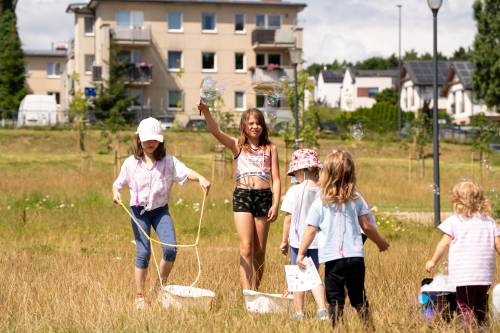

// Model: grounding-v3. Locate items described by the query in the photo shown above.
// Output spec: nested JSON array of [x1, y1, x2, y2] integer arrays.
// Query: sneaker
[[316, 309, 329, 321], [135, 295, 146, 310], [290, 312, 305, 320]]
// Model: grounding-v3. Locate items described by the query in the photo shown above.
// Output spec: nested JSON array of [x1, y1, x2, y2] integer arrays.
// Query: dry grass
[[1, 129, 499, 332]]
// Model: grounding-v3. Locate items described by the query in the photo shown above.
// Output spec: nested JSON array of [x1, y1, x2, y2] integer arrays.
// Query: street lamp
[[427, 0, 443, 226], [289, 47, 302, 150], [397, 4, 402, 138]]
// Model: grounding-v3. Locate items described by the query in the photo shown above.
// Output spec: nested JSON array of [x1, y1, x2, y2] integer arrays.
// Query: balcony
[[251, 66, 294, 85], [251, 27, 295, 50], [111, 26, 151, 46], [124, 63, 153, 85]]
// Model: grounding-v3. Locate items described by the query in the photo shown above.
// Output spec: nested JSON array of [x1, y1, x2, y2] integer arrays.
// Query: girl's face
[[141, 140, 160, 155], [245, 115, 263, 140], [293, 170, 305, 183]]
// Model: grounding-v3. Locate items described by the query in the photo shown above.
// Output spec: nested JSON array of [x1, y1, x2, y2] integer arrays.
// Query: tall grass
[[1, 129, 499, 332]]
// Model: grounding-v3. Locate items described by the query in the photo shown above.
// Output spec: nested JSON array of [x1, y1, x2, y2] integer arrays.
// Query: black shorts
[[233, 188, 273, 217]]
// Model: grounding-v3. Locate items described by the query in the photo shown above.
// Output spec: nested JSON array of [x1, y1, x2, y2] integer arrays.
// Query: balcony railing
[[112, 26, 151, 45], [252, 27, 295, 48], [124, 63, 153, 84], [251, 66, 294, 84]]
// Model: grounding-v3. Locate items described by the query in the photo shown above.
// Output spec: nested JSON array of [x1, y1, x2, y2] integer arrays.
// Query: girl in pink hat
[[280, 148, 328, 320]]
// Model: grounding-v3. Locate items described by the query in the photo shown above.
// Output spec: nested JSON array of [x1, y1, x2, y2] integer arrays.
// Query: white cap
[[136, 117, 163, 143]]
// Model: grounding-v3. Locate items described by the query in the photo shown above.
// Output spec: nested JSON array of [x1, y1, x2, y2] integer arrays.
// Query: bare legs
[[234, 212, 270, 290], [134, 259, 174, 295]]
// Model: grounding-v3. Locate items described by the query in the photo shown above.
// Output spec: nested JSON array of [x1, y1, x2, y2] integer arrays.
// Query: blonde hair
[[452, 180, 491, 217], [320, 150, 358, 205]]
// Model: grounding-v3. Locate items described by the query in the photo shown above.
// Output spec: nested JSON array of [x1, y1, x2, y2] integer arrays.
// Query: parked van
[[17, 95, 59, 127]]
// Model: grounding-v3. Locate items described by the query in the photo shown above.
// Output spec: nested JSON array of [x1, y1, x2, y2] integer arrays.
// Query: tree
[[451, 46, 471, 60], [470, 0, 500, 110], [68, 73, 88, 152], [0, 8, 27, 118], [356, 54, 398, 70], [470, 114, 497, 170], [374, 88, 398, 105]]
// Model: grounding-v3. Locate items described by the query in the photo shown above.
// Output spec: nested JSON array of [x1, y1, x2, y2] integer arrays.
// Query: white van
[[17, 95, 59, 127]]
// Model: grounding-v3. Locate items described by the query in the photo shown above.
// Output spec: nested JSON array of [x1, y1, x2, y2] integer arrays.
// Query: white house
[[400, 61, 449, 113], [442, 61, 498, 125], [340, 68, 398, 111], [316, 70, 344, 108]]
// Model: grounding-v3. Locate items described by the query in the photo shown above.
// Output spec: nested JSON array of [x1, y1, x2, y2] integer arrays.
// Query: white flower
[[371, 206, 378, 212], [70, 204, 74, 208], [224, 199, 230, 204], [7, 206, 11, 210], [59, 204, 65, 208], [175, 198, 184, 206]]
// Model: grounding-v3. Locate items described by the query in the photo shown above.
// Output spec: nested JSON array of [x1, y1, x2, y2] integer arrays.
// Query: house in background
[[315, 69, 343, 108], [66, 0, 306, 126], [339, 68, 398, 111], [441, 61, 498, 125], [400, 60, 449, 113]]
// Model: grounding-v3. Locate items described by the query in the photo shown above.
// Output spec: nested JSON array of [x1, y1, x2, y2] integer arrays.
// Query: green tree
[[470, 0, 500, 110], [374, 88, 398, 105], [68, 73, 88, 152], [356, 54, 398, 70], [0, 8, 27, 118], [451, 46, 471, 60], [470, 114, 497, 169]]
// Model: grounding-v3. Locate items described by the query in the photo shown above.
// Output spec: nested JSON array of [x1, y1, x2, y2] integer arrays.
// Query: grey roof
[[442, 61, 473, 96], [86, 0, 306, 9], [23, 49, 67, 57], [345, 68, 398, 83], [320, 70, 344, 83], [402, 60, 450, 86]]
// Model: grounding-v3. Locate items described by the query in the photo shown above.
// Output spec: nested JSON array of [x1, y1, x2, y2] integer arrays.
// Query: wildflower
[[70, 203, 74, 208], [175, 198, 184, 206], [59, 204, 65, 208], [371, 206, 378, 212], [7, 206, 11, 210], [224, 199, 230, 204]]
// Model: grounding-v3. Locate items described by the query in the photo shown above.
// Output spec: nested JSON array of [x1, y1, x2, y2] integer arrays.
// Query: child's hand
[[197, 101, 209, 115], [198, 176, 211, 194], [267, 204, 278, 222], [377, 239, 389, 252], [296, 254, 306, 270], [425, 260, 436, 273], [279, 241, 288, 256], [113, 192, 122, 205]]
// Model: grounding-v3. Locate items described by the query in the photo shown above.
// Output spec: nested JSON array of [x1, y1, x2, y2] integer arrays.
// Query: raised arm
[[198, 102, 239, 155]]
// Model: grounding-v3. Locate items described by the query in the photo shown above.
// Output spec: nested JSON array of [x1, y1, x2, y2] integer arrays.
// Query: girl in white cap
[[112, 117, 211, 309], [280, 148, 328, 320]]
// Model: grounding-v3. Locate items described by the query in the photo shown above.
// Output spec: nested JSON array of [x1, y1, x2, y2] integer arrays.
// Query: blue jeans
[[290, 247, 320, 269], [130, 205, 177, 269]]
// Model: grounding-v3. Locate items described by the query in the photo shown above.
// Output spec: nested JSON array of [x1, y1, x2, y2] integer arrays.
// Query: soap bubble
[[200, 76, 223, 104], [350, 123, 364, 141]]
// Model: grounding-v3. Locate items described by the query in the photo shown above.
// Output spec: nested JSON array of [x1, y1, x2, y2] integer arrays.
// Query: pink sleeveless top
[[234, 145, 271, 182]]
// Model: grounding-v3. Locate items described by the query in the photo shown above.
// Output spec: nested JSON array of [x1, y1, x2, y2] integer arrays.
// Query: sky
[[17, 0, 477, 65]]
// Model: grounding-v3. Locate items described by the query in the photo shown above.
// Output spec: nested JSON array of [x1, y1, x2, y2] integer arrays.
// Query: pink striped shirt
[[439, 214, 500, 287], [113, 155, 191, 212]]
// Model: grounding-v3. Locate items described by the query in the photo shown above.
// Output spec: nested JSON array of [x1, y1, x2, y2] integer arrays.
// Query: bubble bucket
[[492, 284, 500, 319], [242, 289, 293, 314], [161, 285, 216, 310], [418, 275, 456, 322]]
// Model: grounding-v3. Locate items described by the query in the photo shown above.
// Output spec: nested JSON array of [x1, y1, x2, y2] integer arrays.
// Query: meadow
[[0, 128, 499, 332]]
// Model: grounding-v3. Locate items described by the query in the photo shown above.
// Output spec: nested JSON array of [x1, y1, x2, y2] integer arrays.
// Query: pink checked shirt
[[113, 155, 192, 212], [439, 214, 500, 287]]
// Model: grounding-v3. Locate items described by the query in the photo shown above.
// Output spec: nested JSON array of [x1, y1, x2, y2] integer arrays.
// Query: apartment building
[[66, 0, 306, 125]]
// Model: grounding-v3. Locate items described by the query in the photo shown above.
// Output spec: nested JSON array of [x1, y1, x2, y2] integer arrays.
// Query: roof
[[23, 49, 67, 57], [402, 60, 450, 86], [19, 95, 57, 112], [344, 68, 398, 83], [84, 0, 306, 10], [442, 61, 473, 95], [320, 70, 344, 83]]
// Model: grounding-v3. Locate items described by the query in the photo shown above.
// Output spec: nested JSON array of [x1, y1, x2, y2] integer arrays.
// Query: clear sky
[[17, 0, 477, 65]]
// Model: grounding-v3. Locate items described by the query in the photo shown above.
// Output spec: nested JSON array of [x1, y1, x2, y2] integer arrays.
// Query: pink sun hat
[[287, 149, 322, 176]]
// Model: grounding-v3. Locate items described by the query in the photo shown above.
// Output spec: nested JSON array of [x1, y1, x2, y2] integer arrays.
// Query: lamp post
[[289, 47, 302, 150], [427, 0, 443, 226], [397, 4, 402, 138]]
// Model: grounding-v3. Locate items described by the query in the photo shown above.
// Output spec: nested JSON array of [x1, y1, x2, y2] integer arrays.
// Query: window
[[47, 62, 61, 77], [116, 11, 143, 28], [235, 53, 245, 71], [256, 54, 266, 66], [127, 88, 144, 106], [118, 50, 143, 64], [268, 15, 281, 29], [256, 95, 266, 108], [235, 92, 245, 110], [256, 53, 281, 67], [202, 13, 216, 31], [84, 16, 95, 34], [168, 90, 183, 111], [368, 87, 379, 97], [84, 55, 95, 73], [168, 51, 182, 70], [235, 14, 245, 32], [267, 54, 281, 66], [202, 52, 216, 71], [168, 12, 183, 31], [48, 91, 61, 105], [256, 14, 265, 28]]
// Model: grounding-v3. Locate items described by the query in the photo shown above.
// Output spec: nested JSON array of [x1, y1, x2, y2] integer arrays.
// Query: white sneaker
[[135, 295, 146, 310]]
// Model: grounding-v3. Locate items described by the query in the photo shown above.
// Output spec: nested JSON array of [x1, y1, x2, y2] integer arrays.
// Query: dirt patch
[[383, 212, 454, 225]]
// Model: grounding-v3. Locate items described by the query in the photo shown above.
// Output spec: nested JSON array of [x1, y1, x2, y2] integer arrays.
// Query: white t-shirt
[[438, 214, 500, 287], [280, 182, 321, 249], [305, 196, 371, 263]]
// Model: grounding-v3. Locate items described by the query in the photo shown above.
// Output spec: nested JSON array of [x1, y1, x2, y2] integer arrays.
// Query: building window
[[235, 92, 245, 111], [118, 50, 144, 64], [368, 87, 379, 97], [84, 55, 95, 73], [168, 51, 182, 70], [168, 90, 183, 111], [202, 52, 216, 71], [48, 91, 61, 105], [267, 54, 281, 66], [116, 11, 143, 28], [202, 13, 216, 32], [235, 14, 245, 32], [256, 14, 266, 28], [256, 95, 266, 108], [168, 12, 183, 31], [268, 15, 281, 29], [84, 16, 94, 34], [47, 62, 61, 77], [235, 53, 245, 71]]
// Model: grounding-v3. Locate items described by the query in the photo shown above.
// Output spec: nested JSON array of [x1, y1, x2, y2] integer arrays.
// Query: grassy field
[[0, 128, 499, 332]]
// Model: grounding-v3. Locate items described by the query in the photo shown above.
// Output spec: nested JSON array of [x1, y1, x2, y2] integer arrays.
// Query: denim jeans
[[130, 205, 177, 269]]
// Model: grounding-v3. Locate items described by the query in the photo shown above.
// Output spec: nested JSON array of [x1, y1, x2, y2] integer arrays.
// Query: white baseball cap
[[136, 117, 164, 142]]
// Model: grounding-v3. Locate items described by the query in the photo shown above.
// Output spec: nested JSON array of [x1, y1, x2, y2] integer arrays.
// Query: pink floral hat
[[287, 149, 322, 176]]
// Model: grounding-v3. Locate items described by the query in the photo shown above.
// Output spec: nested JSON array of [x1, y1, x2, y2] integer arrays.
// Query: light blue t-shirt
[[305, 196, 371, 263]]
